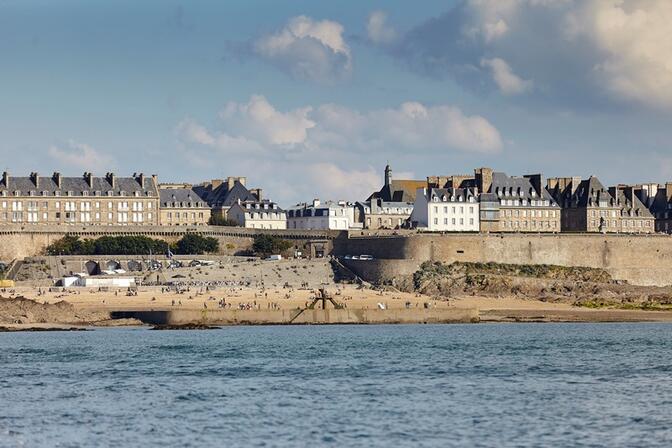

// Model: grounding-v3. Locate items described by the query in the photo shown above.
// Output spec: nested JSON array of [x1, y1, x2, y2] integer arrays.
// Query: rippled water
[[1, 324, 672, 447]]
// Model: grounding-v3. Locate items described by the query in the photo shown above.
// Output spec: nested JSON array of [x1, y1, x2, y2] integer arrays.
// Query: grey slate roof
[[612, 189, 653, 218], [236, 200, 285, 213], [196, 181, 257, 207], [490, 172, 559, 206], [551, 176, 616, 208], [159, 188, 208, 208], [650, 190, 672, 216], [428, 187, 477, 202], [0, 173, 157, 196]]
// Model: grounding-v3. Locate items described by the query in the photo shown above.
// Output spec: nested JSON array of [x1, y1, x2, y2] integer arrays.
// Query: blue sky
[[1, 0, 671, 205]]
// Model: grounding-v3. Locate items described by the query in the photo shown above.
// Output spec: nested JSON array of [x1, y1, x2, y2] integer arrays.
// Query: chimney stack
[[2, 171, 8, 188], [139, 173, 146, 188], [312, 198, 320, 207], [151, 174, 158, 186], [250, 188, 262, 201], [30, 172, 39, 188], [106, 172, 115, 189], [211, 179, 223, 190], [474, 167, 493, 193], [524, 174, 544, 197], [84, 172, 93, 188], [53, 172, 62, 189], [666, 182, 672, 202]]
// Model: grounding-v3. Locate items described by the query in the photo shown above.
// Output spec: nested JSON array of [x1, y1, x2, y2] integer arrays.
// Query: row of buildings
[[1, 166, 671, 234]]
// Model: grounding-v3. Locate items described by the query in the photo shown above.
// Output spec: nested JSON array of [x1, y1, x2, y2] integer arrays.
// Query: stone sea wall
[[0, 225, 339, 260], [335, 233, 672, 287]]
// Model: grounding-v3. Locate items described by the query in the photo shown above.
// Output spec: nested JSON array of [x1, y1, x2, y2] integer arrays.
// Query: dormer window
[[42, 191, 48, 196], [107, 191, 113, 196], [119, 191, 126, 197], [67, 191, 73, 196], [14, 190, 20, 196], [95, 191, 101, 196], [134, 191, 140, 197], [82, 191, 88, 196]]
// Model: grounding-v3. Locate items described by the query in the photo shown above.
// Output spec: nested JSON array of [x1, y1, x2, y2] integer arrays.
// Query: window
[[434, 218, 438, 225], [444, 218, 448, 225]]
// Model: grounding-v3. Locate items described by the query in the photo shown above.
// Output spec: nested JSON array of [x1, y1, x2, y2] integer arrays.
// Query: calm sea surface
[[1, 323, 672, 447]]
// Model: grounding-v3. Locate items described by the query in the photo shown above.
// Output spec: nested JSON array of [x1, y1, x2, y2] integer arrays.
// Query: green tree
[[175, 234, 219, 255], [252, 234, 292, 256]]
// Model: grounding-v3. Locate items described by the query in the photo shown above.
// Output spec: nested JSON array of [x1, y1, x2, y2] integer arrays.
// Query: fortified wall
[[335, 233, 672, 287], [0, 225, 340, 260]]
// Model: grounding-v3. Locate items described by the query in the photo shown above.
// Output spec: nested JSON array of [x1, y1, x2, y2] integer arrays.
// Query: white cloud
[[367, 11, 397, 44], [219, 95, 315, 146], [253, 15, 352, 82], [48, 140, 113, 172], [176, 95, 502, 204], [305, 163, 381, 202], [480, 57, 533, 95], [394, 0, 672, 108]]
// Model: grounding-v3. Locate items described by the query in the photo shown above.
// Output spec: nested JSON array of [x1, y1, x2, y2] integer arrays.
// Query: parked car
[[359, 255, 374, 261]]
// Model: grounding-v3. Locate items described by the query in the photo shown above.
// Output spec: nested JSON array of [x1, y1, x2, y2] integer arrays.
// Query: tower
[[384, 164, 392, 187]]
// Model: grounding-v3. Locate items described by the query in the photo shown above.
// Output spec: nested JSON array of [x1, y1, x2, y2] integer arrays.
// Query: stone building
[[287, 199, 356, 230], [228, 200, 287, 230], [634, 183, 672, 233], [357, 164, 424, 229], [610, 186, 654, 233], [409, 187, 479, 231], [158, 186, 210, 226], [490, 172, 561, 232], [0, 171, 159, 226], [547, 176, 623, 233], [428, 168, 560, 232], [193, 176, 262, 220]]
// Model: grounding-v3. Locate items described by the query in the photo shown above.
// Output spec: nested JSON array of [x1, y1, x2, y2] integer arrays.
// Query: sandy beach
[[3, 284, 672, 327]]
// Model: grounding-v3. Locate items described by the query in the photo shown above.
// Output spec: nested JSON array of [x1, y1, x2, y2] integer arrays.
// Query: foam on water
[[1, 324, 672, 447]]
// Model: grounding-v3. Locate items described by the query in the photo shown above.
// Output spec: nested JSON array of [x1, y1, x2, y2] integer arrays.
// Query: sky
[[1, 0, 671, 206]]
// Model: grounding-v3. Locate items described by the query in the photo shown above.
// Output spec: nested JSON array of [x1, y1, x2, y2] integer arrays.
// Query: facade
[[358, 164, 423, 229], [158, 186, 210, 226], [227, 200, 287, 229], [354, 200, 414, 230], [608, 185, 655, 233], [490, 173, 561, 232], [547, 176, 623, 233], [287, 199, 356, 230], [193, 176, 262, 220], [634, 183, 672, 233], [428, 168, 560, 232], [410, 187, 479, 231], [0, 171, 159, 226]]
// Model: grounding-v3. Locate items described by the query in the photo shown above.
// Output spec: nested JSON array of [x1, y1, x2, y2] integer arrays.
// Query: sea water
[[1, 323, 671, 447]]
